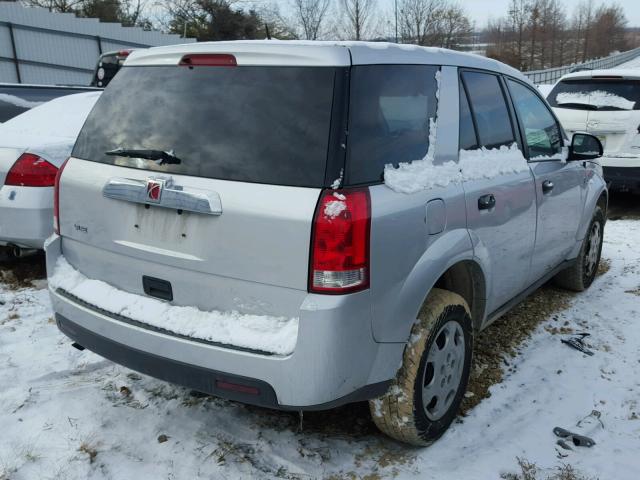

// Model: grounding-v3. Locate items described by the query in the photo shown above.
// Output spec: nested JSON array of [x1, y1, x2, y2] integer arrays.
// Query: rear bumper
[[0, 185, 53, 249], [603, 165, 640, 193], [45, 235, 401, 409]]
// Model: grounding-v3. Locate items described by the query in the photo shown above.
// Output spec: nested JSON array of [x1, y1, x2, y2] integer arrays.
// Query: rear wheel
[[369, 288, 473, 446], [554, 206, 605, 292]]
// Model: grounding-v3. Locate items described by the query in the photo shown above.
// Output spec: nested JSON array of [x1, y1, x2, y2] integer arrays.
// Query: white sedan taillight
[[5, 153, 58, 187]]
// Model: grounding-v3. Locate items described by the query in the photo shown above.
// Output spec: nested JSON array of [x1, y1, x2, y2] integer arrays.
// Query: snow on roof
[[560, 68, 640, 81], [126, 40, 528, 82], [0, 91, 101, 163]]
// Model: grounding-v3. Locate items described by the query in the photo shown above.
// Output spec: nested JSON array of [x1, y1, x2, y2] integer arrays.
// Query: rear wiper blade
[[105, 148, 182, 165], [555, 102, 598, 110]]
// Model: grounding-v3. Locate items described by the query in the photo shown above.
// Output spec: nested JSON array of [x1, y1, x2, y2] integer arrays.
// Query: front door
[[506, 78, 584, 284]]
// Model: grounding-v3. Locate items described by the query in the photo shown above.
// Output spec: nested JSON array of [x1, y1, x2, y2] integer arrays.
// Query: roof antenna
[[265, 23, 272, 40]]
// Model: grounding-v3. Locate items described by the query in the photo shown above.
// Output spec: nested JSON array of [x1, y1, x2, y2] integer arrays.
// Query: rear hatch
[[58, 50, 348, 316], [548, 77, 640, 155]]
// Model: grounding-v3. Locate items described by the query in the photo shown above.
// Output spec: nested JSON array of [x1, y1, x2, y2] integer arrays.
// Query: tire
[[369, 288, 473, 446], [554, 206, 605, 292]]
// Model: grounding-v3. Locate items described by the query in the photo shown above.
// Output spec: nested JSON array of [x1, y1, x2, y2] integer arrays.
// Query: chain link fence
[[523, 46, 640, 85]]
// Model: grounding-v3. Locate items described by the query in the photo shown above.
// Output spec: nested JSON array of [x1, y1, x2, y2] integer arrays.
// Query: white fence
[[523, 47, 640, 85], [0, 3, 193, 86]]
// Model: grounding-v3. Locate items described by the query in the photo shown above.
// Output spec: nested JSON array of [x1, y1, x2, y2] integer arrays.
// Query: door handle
[[542, 180, 554, 194], [478, 194, 496, 210]]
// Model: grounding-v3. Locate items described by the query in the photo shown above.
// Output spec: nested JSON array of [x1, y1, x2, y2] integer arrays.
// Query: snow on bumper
[[45, 235, 401, 407], [49, 255, 298, 356]]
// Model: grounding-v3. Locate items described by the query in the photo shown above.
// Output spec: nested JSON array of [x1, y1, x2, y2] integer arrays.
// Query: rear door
[[58, 63, 344, 316], [506, 78, 584, 283], [459, 71, 537, 313]]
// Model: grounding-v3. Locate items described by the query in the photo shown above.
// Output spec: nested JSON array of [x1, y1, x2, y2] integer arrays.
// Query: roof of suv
[[125, 40, 528, 82], [559, 68, 640, 81]]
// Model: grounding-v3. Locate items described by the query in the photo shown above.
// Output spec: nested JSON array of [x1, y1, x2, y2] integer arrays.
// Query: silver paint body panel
[[47, 44, 606, 407]]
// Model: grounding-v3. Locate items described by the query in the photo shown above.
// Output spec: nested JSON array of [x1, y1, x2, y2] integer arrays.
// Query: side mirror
[[568, 133, 603, 161]]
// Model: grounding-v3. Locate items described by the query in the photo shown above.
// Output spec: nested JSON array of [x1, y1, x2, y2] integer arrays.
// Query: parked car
[[0, 83, 100, 123], [0, 91, 101, 255], [46, 41, 606, 446], [91, 49, 135, 88], [548, 69, 640, 193]]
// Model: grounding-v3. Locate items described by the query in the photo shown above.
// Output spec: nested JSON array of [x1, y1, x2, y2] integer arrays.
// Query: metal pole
[[8, 22, 21, 83]]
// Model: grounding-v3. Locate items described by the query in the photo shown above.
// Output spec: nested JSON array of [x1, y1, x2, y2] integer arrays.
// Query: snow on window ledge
[[556, 91, 636, 110], [49, 257, 299, 356], [384, 143, 530, 194]]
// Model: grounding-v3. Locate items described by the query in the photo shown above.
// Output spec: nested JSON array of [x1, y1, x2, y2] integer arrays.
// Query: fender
[[569, 161, 607, 259], [372, 227, 480, 343]]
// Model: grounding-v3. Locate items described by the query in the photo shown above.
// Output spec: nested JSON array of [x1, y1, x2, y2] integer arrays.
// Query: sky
[[376, 0, 640, 28]]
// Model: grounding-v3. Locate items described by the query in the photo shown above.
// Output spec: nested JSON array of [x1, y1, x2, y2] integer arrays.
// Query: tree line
[[12, 0, 638, 71], [485, 0, 630, 71]]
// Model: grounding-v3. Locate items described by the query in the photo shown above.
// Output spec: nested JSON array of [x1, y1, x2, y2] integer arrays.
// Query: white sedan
[[0, 91, 101, 254]]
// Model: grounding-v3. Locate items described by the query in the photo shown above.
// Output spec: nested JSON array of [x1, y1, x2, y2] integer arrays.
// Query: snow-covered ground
[[1, 218, 639, 479], [618, 54, 640, 70]]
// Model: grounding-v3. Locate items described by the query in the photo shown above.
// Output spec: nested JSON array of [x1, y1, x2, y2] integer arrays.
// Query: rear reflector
[[309, 188, 371, 294], [216, 380, 259, 395], [53, 158, 70, 235], [179, 54, 237, 67], [5, 153, 58, 187]]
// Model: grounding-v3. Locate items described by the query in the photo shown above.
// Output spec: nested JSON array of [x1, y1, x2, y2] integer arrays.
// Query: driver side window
[[507, 79, 563, 158]]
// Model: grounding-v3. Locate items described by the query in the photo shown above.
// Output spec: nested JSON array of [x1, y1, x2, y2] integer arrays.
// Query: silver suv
[[46, 41, 607, 446]]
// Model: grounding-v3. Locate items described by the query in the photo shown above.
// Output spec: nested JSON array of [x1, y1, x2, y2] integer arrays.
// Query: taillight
[[53, 158, 70, 235], [309, 188, 371, 294], [179, 54, 237, 67], [5, 153, 58, 187]]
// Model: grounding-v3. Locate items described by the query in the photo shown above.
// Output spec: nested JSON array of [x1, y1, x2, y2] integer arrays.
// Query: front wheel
[[554, 206, 605, 292], [369, 288, 473, 446]]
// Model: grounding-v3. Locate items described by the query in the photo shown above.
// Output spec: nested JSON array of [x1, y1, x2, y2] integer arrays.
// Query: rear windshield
[[548, 79, 640, 111], [73, 65, 337, 187]]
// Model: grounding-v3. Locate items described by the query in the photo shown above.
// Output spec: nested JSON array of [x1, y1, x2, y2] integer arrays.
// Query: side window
[[459, 80, 478, 150], [347, 65, 439, 184], [507, 79, 562, 158], [461, 71, 515, 149]]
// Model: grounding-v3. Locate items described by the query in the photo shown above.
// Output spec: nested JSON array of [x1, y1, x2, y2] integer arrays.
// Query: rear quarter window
[[346, 65, 439, 185]]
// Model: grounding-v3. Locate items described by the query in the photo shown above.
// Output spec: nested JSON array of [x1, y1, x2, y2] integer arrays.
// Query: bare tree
[[398, 0, 444, 45], [579, 0, 595, 62], [292, 0, 331, 40], [23, 0, 86, 13], [508, 0, 529, 69], [439, 4, 471, 49], [341, 0, 375, 40]]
